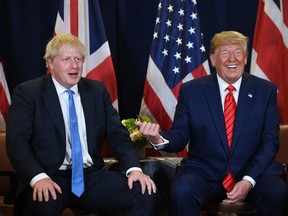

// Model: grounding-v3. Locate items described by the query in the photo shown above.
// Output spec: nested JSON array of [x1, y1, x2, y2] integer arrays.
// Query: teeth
[[227, 65, 237, 68]]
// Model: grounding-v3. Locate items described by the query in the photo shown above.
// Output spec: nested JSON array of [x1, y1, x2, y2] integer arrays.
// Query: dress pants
[[16, 167, 156, 216], [171, 167, 288, 216]]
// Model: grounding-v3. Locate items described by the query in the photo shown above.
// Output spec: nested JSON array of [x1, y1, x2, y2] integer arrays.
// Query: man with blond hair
[[7, 34, 156, 216]]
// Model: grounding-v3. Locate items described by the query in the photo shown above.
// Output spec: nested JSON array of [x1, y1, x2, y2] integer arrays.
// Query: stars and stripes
[[0, 60, 11, 131], [250, 0, 288, 123], [54, 0, 118, 109], [140, 0, 210, 157]]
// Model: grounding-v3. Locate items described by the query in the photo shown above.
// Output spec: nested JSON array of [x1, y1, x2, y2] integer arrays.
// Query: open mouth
[[226, 64, 238, 70], [68, 72, 78, 76]]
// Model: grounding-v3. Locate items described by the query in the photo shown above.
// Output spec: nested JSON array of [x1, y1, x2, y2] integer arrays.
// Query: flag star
[[178, 9, 185, 16], [155, 17, 160, 24], [158, 3, 162, 9], [190, 12, 197, 19], [174, 52, 181, 59], [200, 45, 206, 52], [188, 27, 195, 34], [177, 23, 183, 31], [176, 37, 182, 45], [153, 32, 158, 39], [192, 0, 197, 5], [186, 41, 194, 49], [166, 19, 172, 27], [162, 49, 168, 56], [185, 56, 192, 63], [167, 4, 173, 12], [164, 34, 170, 42], [172, 67, 180, 74]]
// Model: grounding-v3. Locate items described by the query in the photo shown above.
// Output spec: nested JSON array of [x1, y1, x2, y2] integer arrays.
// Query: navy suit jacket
[[6, 74, 140, 194], [161, 72, 283, 182]]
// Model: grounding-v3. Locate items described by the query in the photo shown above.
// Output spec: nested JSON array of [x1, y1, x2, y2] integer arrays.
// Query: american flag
[[0, 59, 11, 131], [140, 0, 210, 157], [54, 0, 117, 157], [54, 0, 118, 110], [250, 0, 288, 123]]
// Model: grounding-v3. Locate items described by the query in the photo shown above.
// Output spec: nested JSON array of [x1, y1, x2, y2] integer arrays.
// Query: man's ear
[[210, 54, 216, 67], [47, 58, 53, 70]]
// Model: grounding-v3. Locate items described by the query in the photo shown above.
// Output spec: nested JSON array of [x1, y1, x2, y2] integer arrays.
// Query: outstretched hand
[[135, 120, 162, 144]]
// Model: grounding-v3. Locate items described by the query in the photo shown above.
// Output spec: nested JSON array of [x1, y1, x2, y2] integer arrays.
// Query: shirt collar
[[216, 74, 242, 93], [51, 76, 79, 96]]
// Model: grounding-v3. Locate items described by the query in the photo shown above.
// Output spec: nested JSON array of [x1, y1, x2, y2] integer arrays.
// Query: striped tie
[[224, 85, 236, 149], [223, 85, 237, 192]]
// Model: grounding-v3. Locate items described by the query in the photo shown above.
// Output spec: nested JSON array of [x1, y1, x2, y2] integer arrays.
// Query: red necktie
[[223, 85, 237, 192]]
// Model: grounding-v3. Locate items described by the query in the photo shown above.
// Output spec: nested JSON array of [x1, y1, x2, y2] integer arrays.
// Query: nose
[[228, 52, 236, 61], [70, 59, 78, 67]]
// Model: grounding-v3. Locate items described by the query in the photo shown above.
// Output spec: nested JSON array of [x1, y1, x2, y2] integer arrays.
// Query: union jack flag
[[250, 0, 288, 123], [140, 0, 210, 157], [54, 0, 118, 109]]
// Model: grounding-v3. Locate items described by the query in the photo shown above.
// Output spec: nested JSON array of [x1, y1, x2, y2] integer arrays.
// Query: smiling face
[[47, 46, 84, 89], [210, 43, 247, 84]]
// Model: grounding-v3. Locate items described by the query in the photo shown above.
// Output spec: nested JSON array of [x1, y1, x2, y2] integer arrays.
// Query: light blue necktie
[[66, 90, 84, 197]]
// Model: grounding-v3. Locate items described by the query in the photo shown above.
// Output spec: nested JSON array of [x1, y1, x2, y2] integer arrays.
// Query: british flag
[[140, 0, 210, 156], [54, 0, 118, 109], [250, 0, 288, 123]]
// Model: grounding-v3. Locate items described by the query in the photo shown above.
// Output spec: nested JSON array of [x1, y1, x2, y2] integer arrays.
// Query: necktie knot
[[226, 85, 235, 94], [66, 89, 74, 98]]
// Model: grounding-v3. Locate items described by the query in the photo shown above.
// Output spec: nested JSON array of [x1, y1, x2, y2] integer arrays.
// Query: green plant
[[121, 116, 152, 148]]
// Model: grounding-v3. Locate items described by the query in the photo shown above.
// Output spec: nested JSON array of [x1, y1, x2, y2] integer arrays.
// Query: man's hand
[[222, 179, 252, 204], [127, 170, 157, 195], [135, 120, 162, 144], [32, 178, 62, 202]]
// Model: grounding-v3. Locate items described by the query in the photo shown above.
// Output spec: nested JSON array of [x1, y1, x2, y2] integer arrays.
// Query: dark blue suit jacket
[[161, 72, 283, 182], [6, 74, 140, 195]]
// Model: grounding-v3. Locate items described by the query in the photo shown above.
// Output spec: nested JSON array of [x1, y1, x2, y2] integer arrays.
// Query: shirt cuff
[[30, 173, 50, 187], [243, 175, 256, 187], [126, 167, 142, 177], [151, 136, 169, 150]]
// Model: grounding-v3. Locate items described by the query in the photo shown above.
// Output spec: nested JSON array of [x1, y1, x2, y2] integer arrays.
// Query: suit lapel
[[78, 80, 96, 153], [204, 73, 229, 155], [42, 75, 66, 140], [231, 73, 255, 153]]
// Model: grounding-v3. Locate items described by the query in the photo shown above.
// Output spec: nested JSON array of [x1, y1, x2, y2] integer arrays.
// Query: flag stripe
[[251, 0, 288, 123], [0, 61, 11, 130], [283, 0, 288, 26], [142, 81, 173, 131], [86, 56, 117, 102], [70, 0, 78, 37]]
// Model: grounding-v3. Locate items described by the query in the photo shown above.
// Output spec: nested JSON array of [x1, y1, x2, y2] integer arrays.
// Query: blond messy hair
[[44, 34, 86, 63], [210, 31, 249, 55]]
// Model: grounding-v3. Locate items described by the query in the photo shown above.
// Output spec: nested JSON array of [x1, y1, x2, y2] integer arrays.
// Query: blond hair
[[210, 31, 249, 54], [44, 34, 86, 62]]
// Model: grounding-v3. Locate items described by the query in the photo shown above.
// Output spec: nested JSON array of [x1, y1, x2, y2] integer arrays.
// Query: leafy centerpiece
[[121, 116, 152, 158]]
